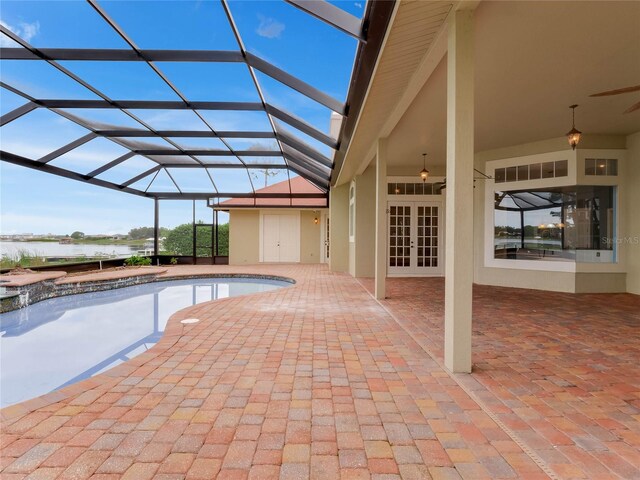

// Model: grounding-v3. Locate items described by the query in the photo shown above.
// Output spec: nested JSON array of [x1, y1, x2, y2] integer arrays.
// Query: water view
[[0, 241, 143, 259]]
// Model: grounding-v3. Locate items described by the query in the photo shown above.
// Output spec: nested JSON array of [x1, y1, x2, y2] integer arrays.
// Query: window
[[349, 182, 355, 242], [585, 158, 617, 176], [387, 182, 441, 195], [495, 159, 568, 183], [494, 186, 615, 263]]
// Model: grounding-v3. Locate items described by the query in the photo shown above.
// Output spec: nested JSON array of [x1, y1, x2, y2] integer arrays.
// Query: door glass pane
[[388, 205, 411, 268], [416, 205, 439, 269]]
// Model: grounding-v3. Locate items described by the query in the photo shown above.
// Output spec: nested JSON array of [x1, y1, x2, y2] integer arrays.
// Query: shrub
[[169, 257, 178, 265], [124, 255, 152, 266]]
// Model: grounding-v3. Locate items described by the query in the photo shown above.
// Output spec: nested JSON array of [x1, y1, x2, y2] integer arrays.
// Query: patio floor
[[1, 265, 638, 479]]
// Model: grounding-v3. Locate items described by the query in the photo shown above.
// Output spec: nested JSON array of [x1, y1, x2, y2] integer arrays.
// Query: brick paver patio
[[360, 277, 640, 480], [1, 265, 637, 479]]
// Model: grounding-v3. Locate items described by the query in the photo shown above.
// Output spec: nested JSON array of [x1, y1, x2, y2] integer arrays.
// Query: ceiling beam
[[34, 99, 264, 110], [245, 53, 345, 115], [277, 130, 333, 168], [0, 102, 38, 127], [0, 150, 150, 198], [86, 151, 135, 178], [163, 163, 288, 170], [266, 104, 338, 149], [134, 149, 282, 157], [38, 132, 99, 164], [154, 192, 328, 200], [0, 48, 244, 62], [285, 0, 364, 41], [94, 130, 276, 138], [120, 166, 161, 188]]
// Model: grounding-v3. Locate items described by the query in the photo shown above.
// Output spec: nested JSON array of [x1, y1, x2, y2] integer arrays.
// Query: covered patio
[[1, 265, 638, 479]]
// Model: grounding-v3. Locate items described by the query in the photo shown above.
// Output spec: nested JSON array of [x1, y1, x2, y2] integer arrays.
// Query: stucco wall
[[329, 183, 349, 273], [353, 164, 376, 278], [300, 210, 321, 264], [229, 210, 260, 265], [473, 135, 628, 293], [625, 131, 640, 295]]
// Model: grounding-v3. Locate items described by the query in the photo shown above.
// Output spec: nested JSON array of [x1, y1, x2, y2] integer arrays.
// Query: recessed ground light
[[180, 318, 200, 324]]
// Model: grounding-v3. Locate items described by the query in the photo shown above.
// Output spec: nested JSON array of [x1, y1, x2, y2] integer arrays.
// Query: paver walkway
[[0, 265, 635, 479], [360, 277, 640, 480]]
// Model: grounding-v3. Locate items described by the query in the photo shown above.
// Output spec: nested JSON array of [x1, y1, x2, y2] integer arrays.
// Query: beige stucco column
[[329, 183, 349, 273], [444, 9, 474, 373], [375, 138, 388, 299]]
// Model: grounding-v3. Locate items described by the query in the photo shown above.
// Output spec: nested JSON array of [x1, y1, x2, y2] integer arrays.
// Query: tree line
[[162, 223, 229, 256]]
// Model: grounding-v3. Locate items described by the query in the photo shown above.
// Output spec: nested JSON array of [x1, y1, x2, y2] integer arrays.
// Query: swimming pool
[[0, 277, 290, 408]]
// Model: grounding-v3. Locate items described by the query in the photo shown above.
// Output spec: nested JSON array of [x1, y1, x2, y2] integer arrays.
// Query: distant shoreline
[[3, 238, 148, 246]]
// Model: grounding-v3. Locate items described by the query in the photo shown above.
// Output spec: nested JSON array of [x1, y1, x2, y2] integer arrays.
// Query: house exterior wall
[[473, 135, 629, 293], [228, 209, 326, 265], [229, 210, 260, 265], [300, 210, 321, 263], [334, 135, 637, 295]]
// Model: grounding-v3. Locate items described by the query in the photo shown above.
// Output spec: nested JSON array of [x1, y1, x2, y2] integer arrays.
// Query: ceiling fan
[[589, 84, 640, 114], [433, 169, 492, 193]]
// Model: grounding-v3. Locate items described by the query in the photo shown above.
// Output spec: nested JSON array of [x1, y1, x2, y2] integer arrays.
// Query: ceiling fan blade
[[590, 84, 640, 97], [624, 101, 640, 114]]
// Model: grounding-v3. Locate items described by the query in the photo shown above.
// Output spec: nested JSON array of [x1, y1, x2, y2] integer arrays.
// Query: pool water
[[0, 277, 289, 408]]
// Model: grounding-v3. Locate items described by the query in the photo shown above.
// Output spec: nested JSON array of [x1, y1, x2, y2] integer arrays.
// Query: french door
[[262, 214, 300, 263], [388, 201, 442, 275]]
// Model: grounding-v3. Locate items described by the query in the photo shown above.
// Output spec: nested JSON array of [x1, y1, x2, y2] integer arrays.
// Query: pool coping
[[0, 269, 294, 313], [0, 270, 296, 420]]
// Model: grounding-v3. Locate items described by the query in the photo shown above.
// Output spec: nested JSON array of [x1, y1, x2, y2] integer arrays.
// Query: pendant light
[[566, 104, 582, 150], [419, 153, 429, 182]]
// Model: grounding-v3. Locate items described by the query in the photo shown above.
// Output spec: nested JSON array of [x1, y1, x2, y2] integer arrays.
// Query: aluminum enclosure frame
[[0, 0, 395, 206]]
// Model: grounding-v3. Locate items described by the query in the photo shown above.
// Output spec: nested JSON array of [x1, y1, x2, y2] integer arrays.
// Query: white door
[[388, 201, 442, 275], [278, 214, 299, 262], [321, 213, 330, 263], [261, 214, 300, 263], [263, 215, 281, 262]]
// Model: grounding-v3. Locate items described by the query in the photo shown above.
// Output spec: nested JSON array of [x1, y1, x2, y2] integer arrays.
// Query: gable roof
[[216, 176, 327, 208]]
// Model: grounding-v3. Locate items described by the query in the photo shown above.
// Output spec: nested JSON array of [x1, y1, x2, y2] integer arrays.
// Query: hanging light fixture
[[419, 153, 429, 182], [566, 104, 582, 150]]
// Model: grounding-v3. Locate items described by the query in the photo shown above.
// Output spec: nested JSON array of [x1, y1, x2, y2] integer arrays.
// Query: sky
[[0, 0, 363, 235]]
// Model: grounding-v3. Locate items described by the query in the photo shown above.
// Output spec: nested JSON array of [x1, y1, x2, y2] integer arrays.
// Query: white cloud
[[256, 14, 285, 39], [355, 3, 363, 9], [0, 19, 40, 47]]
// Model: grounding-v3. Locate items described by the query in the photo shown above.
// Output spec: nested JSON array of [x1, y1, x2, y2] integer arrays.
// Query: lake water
[[0, 241, 141, 258]]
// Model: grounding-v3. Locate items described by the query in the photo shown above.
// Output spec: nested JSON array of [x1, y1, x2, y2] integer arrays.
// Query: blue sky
[[0, 0, 362, 235]]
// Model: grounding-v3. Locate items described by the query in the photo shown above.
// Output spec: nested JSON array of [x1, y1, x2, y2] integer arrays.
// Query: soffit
[[334, 0, 454, 185]]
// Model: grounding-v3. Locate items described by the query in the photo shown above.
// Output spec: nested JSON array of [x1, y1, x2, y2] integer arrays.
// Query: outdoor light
[[419, 153, 429, 182], [566, 104, 582, 150], [314, 217, 319, 225]]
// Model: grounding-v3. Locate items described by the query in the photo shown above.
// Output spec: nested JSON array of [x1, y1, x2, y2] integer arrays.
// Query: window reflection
[[494, 186, 615, 263]]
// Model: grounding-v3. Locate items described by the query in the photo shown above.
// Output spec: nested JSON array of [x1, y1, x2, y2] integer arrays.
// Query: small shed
[[216, 177, 329, 265]]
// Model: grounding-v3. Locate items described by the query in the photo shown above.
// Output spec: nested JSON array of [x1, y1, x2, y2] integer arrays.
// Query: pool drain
[[180, 318, 200, 324]]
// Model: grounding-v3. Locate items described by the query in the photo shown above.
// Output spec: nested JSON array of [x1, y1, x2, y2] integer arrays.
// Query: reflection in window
[[494, 186, 615, 263]]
